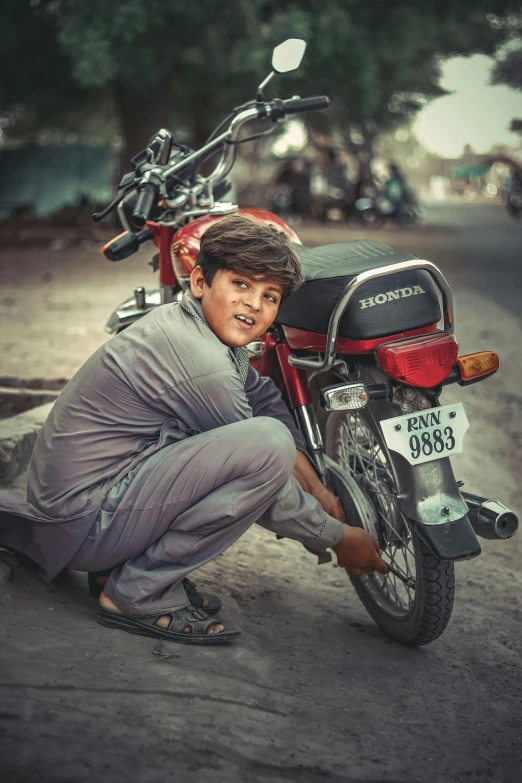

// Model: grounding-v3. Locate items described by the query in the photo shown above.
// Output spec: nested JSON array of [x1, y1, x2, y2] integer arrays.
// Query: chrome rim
[[330, 412, 417, 620]]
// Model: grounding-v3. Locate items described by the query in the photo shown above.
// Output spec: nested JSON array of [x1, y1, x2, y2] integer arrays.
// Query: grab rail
[[287, 259, 454, 372]]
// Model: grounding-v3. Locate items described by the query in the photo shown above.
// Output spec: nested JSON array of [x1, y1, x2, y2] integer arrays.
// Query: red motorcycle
[[94, 39, 518, 646]]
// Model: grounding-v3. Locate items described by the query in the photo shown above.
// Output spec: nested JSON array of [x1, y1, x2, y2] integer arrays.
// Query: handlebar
[[94, 93, 330, 224], [132, 172, 163, 227], [132, 185, 157, 228], [206, 95, 329, 187], [279, 95, 330, 116]]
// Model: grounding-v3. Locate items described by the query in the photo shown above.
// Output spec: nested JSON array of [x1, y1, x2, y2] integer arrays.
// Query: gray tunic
[[0, 291, 344, 580]]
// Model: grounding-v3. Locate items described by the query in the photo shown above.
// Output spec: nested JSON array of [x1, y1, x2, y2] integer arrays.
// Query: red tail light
[[375, 333, 458, 388]]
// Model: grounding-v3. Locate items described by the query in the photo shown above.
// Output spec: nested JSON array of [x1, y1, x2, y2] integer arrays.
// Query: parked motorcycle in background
[[503, 165, 522, 220], [353, 165, 423, 229], [93, 38, 518, 647]]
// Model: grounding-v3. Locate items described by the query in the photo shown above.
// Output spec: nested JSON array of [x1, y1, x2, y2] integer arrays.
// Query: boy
[[0, 214, 386, 644]]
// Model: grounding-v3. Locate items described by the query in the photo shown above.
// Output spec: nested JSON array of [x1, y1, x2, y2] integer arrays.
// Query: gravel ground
[[0, 214, 520, 782]]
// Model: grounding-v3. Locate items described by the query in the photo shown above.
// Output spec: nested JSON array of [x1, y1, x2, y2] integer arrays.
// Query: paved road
[[1, 204, 521, 783], [423, 202, 522, 323]]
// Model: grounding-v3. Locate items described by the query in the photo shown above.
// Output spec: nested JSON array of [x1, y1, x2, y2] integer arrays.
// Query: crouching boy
[[0, 214, 386, 644]]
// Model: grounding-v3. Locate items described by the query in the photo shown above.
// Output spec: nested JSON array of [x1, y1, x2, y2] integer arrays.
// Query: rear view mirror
[[272, 39, 306, 74], [147, 129, 173, 166]]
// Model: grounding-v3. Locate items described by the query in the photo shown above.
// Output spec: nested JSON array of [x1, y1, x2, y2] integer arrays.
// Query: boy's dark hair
[[197, 213, 303, 297]]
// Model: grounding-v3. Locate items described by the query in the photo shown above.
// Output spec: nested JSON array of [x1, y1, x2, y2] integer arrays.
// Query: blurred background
[[0, 1, 521, 386]]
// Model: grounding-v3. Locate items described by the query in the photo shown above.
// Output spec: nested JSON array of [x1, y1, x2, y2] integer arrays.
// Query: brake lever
[[92, 181, 137, 222]]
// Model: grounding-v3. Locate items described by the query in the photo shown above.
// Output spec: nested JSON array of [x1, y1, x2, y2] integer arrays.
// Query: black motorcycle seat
[[276, 240, 441, 340], [295, 239, 417, 281]]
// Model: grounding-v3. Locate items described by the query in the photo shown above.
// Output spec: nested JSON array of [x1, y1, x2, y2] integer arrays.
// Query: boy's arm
[[244, 365, 307, 451], [153, 367, 253, 433]]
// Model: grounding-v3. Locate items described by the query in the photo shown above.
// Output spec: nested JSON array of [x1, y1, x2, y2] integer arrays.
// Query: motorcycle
[[353, 187, 423, 229], [505, 184, 522, 220], [93, 38, 518, 647]]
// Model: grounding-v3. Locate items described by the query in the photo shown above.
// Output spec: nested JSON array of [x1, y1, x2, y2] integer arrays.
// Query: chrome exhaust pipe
[[461, 491, 519, 540]]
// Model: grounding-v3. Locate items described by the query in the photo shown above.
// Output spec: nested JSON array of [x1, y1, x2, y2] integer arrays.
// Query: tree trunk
[[114, 76, 173, 168]]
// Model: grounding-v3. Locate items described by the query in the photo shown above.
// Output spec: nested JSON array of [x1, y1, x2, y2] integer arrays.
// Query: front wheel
[[325, 409, 455, 646], [359, 208, 383, 230]]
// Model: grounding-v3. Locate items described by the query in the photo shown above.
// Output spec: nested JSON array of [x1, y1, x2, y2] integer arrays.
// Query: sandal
[[181, 577, 222, 615], [89, 572, 222, 615], [97, 606, 240, 645]]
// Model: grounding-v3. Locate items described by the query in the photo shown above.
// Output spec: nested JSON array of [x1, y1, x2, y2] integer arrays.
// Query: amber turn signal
[[457, 351, 499, 381]]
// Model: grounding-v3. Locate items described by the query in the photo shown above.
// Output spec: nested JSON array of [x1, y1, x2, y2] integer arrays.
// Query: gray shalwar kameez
[[0, 291, 345, 614]]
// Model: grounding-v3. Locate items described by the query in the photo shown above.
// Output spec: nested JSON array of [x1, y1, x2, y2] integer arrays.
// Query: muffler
[[461, 491, 519, 540]]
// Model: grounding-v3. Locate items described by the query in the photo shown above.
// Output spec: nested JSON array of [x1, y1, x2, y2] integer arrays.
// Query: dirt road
[[1, 206, 521, 782]]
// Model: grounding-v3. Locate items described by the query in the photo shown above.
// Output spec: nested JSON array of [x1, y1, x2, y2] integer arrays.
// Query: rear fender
[[390, 449, 481, 560], [363, 386, 481, 561]]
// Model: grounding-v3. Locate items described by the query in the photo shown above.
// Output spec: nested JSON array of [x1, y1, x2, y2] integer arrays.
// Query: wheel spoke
[[376, 510, 415, 558], [333, 411, 417, 616]]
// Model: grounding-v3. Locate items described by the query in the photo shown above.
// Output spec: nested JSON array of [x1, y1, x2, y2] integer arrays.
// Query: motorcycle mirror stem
[[256, 71, 275, 102], [256, 37, 307, 101]]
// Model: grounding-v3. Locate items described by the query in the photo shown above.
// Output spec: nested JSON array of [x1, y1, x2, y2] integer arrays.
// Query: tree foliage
[[492, 43, 522, 91], [1, 0, 521, 161]]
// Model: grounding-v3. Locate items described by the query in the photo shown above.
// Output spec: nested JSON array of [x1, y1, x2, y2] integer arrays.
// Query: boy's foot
[[90, 573, 221, 614], [99, 591, 225, 635]]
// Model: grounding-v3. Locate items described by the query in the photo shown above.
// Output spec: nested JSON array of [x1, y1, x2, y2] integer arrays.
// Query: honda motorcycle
[[93, 39, 518, 646]]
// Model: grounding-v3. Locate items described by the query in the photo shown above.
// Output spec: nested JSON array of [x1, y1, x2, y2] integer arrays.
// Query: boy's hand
[[313, 485, 346, 525], [333, 526, 388, 576], [293, 451, 345, 523]]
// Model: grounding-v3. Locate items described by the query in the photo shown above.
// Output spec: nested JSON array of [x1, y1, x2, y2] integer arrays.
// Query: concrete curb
[[0, 402, 54, 484]]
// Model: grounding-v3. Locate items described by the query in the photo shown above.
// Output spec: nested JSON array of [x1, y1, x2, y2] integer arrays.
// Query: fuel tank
[[170, 209, 301, 286]]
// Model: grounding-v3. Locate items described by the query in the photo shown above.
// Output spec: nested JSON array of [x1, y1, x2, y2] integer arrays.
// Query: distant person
[[503, 164, 522, 219], [385, 163, 406, 209], [504, 164, 522, 193], [290, 159, 312, 219], [273, 159, 311, 220]]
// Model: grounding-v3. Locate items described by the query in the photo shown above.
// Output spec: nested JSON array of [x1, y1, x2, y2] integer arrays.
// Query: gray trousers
[[70, 417, 332, 616]]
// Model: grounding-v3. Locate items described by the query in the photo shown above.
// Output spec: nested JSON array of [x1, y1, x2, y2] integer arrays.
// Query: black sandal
[[89, 572, 222, 615], [98, 606, 240, 645], [181, 577, 222, 615]]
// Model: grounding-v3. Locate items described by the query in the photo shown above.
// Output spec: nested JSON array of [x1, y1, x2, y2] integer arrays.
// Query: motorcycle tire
[[359, 209, 383, 230], [325, 409, 455, 646]]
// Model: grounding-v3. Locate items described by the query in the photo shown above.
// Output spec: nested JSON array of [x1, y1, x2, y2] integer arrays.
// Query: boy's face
[[190, 266, 284, 347]]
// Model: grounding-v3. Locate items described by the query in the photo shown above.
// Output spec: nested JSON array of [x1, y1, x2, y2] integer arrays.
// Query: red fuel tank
[[170, 209, 301, 284]]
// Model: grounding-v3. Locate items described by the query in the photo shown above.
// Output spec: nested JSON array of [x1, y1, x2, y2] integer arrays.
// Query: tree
[[490, 16, 522, 139], [55, 0, 276, 158], [1, 0, 521, 166], [490, 8, 522, 92], [278, 2, 522, 156], [0, 0, 104, 142], [492, 44, 522, 91]]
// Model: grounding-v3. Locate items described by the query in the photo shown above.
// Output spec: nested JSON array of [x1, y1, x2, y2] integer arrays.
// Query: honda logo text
[[359, 285, 425, 309]]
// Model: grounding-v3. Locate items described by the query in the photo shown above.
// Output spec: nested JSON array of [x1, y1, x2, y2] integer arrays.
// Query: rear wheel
[[325, 409, 455, 646]]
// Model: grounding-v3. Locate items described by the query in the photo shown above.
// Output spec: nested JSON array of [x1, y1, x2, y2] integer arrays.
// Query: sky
[[413, 54, 522, 158]]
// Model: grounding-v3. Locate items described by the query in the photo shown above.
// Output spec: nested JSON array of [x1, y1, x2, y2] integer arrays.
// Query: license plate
[[380, 402, 469, 466]]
